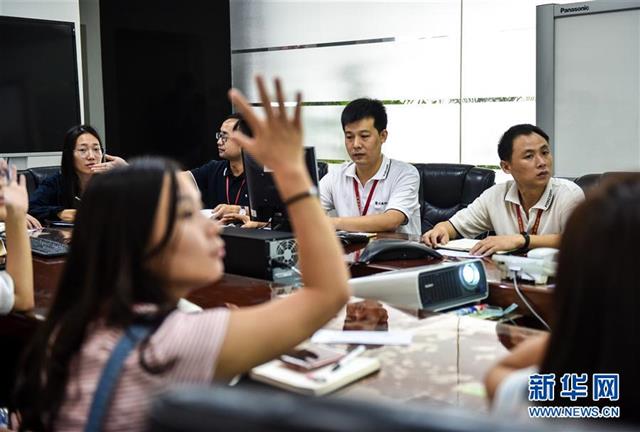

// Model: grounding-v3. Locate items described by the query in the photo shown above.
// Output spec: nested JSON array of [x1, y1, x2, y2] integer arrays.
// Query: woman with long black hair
[[15, 78, 350, 431], [28, 125, 126, 223]]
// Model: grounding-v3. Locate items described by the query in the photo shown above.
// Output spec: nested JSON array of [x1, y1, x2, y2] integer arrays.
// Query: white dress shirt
[[449, 177, 584, 239], [320, 155, 421, 235]]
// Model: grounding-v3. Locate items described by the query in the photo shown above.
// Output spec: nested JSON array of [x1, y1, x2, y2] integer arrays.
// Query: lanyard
[[353, 178, 379, 216], [226, 176, 246, 206], [514, 204, 544, 235]]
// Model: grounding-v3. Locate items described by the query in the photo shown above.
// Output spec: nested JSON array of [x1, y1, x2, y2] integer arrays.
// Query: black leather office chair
[[148, 385, 493, 432], [574, 171, 638, 193], [18, 166, 60, 196], [148, 385, 615, 432], [412, 163, 495, 233], [573, 173, 600, 192], [317, 161, 329, 180]]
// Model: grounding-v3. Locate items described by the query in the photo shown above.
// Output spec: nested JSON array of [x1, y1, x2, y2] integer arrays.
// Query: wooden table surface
[[0, 228, 551, 411]]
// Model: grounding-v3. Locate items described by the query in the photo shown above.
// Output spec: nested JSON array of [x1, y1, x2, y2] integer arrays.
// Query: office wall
[[230, 0, 583, 166], [79, 0, 104, 144], [99, 0, 232, 169], [0, 0, 84, 168]]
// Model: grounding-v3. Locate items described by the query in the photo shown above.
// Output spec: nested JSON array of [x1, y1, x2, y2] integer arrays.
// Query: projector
[[348, 259, 488, 311]]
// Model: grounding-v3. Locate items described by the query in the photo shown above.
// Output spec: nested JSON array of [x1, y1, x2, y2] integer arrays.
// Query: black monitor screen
[[244, 147, 320, 232], [0, 16, 80, 155]]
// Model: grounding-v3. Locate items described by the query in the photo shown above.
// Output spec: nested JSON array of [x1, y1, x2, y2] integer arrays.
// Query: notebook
[[437, 238, 509, 255], [250, 356, 381, 396]]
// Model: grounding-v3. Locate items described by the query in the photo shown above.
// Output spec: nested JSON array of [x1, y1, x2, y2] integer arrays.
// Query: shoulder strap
[[84, 324, 151, 432]]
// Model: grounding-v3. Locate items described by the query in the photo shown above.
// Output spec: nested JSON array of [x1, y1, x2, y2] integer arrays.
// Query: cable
[[270, 259, 302, 277], [509, 267, 551, 330]]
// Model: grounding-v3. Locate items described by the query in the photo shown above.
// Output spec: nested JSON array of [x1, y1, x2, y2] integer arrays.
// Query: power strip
[[491, 255, 556, 284]]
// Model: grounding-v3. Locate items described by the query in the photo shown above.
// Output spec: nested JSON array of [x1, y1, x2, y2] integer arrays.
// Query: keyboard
[[29, 236, 69, 258]]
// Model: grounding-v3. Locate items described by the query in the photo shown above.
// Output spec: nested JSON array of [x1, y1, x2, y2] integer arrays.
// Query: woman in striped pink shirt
[[14, 77, 350, 432]]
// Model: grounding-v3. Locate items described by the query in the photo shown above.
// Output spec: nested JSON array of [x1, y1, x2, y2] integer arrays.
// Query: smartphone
[[280, 346, 345, 371]]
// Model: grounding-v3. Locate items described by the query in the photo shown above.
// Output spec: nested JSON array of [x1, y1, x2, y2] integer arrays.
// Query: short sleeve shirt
[[449, 178, 584, 239], [56, 307, 230, 432], [190, 160, 249, 209], [0, 270, 15, 315], [492, 366, 537, 419], [319, 155, 421, 236]]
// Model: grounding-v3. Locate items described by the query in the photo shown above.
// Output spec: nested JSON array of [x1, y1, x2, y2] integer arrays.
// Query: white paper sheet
[[311, 329, 413, 346]]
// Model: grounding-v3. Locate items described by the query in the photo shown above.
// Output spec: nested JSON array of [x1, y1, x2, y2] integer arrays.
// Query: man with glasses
[[188, 113, 250, 219]]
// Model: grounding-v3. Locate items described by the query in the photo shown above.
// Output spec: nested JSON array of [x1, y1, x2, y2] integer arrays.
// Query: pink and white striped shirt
[[56, 307, 229, 432]]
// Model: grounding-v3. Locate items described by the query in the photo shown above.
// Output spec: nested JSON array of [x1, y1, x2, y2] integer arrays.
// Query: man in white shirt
[[319, 98, 421, 235], [422, 124, 584, 255]]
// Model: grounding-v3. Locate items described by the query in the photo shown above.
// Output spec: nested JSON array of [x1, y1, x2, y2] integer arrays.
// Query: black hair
[[540, 174, 640, 422], [226, 112, 243, 122], [497, 124, 549, 162], [15, 157, 182, 431], [60, 125, 103, 208], [231, 114, 253, 138], [341, 98, 387, 133], [221, 113, 254, 139]]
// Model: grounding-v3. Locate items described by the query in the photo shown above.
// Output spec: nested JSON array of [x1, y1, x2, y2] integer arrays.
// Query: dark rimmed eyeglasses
[[216, 132, 229, 143]]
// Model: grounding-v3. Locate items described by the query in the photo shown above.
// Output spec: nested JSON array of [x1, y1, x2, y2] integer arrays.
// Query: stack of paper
[[437, 238, 509, 256], [250, 357, 380, 396]]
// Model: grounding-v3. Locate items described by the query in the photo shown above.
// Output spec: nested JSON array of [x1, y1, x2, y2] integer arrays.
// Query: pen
[[331, 345, 366, 372]]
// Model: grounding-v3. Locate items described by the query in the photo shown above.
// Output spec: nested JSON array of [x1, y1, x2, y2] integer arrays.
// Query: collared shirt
[[319, 155, 421, 235], [190, 160, 249, 209], [449, 177, 585, 239]]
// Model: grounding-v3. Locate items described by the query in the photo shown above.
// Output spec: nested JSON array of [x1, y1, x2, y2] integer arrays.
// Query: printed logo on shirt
[[373, 201, 388, 207]]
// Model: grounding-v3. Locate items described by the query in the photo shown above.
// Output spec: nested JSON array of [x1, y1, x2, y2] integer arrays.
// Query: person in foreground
[[484, 175, 640, 422], [14, 77, 350, 431], [422, 124, 584, 255], [0, 160, 34, 314], [319, 98, 421, 235], [28, 124, 127, 223]]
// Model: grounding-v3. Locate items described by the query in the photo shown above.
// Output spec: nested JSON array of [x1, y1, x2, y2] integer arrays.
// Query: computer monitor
[[243, 147, 320, 232]]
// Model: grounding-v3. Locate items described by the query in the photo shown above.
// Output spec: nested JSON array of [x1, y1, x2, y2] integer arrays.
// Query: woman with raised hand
[[15, 77, 350, 431], [0, 160, 34, 314], [28, 124, 127, 223]]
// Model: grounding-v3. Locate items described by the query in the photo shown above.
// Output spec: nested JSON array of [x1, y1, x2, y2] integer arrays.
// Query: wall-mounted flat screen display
[[0, 16, 80, 155]]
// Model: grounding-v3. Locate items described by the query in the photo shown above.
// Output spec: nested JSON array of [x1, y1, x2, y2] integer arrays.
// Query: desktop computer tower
[[220, 227, 300, 286]]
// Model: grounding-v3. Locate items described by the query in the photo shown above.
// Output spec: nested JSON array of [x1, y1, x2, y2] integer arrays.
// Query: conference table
[[1, 227, 551, 411]]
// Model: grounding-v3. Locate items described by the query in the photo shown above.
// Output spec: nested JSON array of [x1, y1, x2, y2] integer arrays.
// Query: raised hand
[[228, 76, 305, 176], [2, 166, 29, 217]]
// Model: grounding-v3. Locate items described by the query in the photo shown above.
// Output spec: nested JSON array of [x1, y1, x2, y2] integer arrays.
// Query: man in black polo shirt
[[189, 113, 251, 218]]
